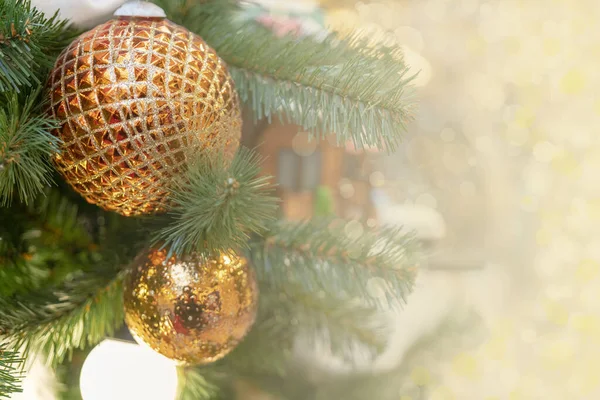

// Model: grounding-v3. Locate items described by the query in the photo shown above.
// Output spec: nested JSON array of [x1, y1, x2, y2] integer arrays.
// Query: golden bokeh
[[123, 248, 258, 365], [48, 17, 241, 216], [327, 0, 600, 398]]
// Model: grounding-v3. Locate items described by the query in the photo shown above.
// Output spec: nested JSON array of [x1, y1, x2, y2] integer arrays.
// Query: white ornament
[[80, 339, 178, 400]]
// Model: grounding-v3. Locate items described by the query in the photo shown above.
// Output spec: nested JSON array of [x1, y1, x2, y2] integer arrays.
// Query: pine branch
[[0, 188, 101, 297], [258, 282, 389, 365], [281, 284, 387, 362], [0, 203, 47, 296], [176, 280, 388, 398], [0, 0, 74, 92], [0, 254, 49, 298], [0, 89, 60, 206], [198, 282, 388, 384], [250, 219, 419, 309], [0, 270, 125, 365], [155, 0, 415, 151], [0, 185, 146, 364], [229, 66, 411, 151], [177, 367, 232, 400], [222, 306, 294, 379], [0, 345, 23, 399], [152, 147, 278, 256], [28, 188, 95, 248]]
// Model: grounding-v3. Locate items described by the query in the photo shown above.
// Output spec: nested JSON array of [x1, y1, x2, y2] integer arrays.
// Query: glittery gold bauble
[[47, 13, 241, 216], [123, 248, 258, 365]]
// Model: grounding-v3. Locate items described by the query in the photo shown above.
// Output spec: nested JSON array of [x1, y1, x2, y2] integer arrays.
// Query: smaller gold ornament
[[124, 248, 258, 365]]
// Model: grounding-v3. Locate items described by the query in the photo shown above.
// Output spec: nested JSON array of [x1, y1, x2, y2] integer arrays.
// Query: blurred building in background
[[255, 121, 377, 221]]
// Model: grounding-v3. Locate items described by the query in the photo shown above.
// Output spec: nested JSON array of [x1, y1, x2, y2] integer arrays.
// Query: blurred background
[[25, 0, 600, 399], [321, 0, 600, 398]]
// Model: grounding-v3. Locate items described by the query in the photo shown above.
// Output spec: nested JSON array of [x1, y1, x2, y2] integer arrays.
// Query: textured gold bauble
[[48, 17, 242, 216], [123, 248, 258, 365]]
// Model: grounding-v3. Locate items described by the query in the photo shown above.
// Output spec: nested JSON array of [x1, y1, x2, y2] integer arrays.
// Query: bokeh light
[[326, 0, 600, 397], [80, 339, 178, 400]]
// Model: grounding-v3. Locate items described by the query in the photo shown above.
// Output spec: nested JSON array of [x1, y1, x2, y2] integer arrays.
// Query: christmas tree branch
[[0, 201, 48, 296], [0, 345, 23, 399], [155, 0, 415, 151], [0, 188, 105, 297], [258, 282, 389, 364], [0, 271, 124, 366], [0, 207, 143, 366], [152, 147, 278, 256], [0, 0, 75, 92], [1, 187, 145, 379], [250, 219, 419, 309], [0, 89, 60, 206], [284, 285, 386, 360], [177, 281, 389, 398], [177, 367, 232, 400]]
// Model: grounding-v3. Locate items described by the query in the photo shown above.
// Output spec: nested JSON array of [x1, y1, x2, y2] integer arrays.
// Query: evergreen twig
[[153, 147, 278, 256], [0, 345, 23, 399], [258, 282, 389, 364], [0, 188, 98, 296], [250, 219, 419, 309], [0, 0, 74, 91], [177, 282, 389, 395], [282, 284, 387, 360], [221, 315, 292, 379], [0, 188, 144, 365], [155, 0, 415, 151], [0, 89, 60, 206], [177, 367, 231, 400], [0, 271, 125, 366]]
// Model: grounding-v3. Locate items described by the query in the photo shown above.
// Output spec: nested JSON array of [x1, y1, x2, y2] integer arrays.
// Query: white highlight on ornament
[[114, 1, 166, 18], [80, 339, 178, 400]]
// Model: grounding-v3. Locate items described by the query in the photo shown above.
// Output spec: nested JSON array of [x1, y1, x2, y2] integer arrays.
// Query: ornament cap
[[114, 1, 166, 18]]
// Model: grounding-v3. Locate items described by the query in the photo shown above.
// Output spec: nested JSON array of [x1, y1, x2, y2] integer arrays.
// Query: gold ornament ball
[[48, 13, 242, 216], [123, 248, 259, 365]]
